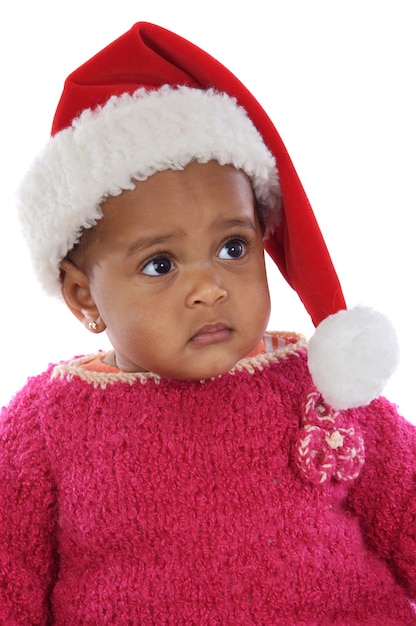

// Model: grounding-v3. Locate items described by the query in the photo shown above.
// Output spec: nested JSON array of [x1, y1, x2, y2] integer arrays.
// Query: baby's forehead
[[100, 161, 257, 219]]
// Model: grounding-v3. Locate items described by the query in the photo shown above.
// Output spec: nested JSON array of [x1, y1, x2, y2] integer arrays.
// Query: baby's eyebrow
[[126, 231, 184, 257], [216, 218, 257, 231], [125, 219, 255, 258]]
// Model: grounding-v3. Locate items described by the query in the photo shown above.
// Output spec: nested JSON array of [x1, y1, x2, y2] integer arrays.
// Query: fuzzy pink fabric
[[1, 343, 416, 625]]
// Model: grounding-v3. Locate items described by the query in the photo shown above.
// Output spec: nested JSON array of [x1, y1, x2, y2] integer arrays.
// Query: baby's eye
[[142, 256, 175, 276], [218, 238, 247, 260]]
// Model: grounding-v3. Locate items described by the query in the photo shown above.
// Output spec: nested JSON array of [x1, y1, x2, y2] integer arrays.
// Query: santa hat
[[17, 22, 398, 409]]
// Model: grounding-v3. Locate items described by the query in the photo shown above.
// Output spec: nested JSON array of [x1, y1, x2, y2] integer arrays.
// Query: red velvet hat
[[17, 22, 398, 408]]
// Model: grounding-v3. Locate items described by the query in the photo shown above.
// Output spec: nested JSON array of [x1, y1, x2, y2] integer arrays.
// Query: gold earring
[[88, 320, 98, 331]]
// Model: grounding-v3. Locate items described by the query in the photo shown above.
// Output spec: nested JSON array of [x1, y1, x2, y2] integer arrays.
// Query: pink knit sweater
[[1, 334, 416, 625]]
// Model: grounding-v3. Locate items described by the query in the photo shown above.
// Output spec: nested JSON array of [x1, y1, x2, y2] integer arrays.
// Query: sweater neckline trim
[[51, 331, 307, 387]]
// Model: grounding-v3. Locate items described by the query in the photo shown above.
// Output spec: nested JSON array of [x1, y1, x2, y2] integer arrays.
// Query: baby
[[60, 160, 271, 381], [1, 21, 415, 625]]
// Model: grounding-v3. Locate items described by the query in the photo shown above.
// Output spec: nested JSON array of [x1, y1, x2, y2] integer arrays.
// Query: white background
[[0, 1, 414, 422]]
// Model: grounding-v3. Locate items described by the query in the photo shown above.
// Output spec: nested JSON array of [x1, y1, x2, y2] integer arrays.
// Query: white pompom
[[307, 306, 400, 410]]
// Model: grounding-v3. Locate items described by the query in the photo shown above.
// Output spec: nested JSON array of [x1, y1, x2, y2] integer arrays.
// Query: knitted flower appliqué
[[295, 390, 365, 485]]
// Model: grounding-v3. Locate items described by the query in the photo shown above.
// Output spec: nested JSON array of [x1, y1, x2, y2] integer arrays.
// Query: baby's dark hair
[[64, 225, 97, 272]]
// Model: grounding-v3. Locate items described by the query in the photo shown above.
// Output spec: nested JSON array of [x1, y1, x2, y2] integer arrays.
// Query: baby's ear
[[60, 260, 105, 333]]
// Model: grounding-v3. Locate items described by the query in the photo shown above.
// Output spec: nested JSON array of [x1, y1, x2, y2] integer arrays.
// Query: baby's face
[[80, 161, 270, 380]]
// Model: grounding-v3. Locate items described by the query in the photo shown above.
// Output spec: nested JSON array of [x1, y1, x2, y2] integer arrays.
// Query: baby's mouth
[[190, 323, 232, 345]]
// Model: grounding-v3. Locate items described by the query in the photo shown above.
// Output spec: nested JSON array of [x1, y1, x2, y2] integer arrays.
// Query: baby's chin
[[107, 341, 255, 380]]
